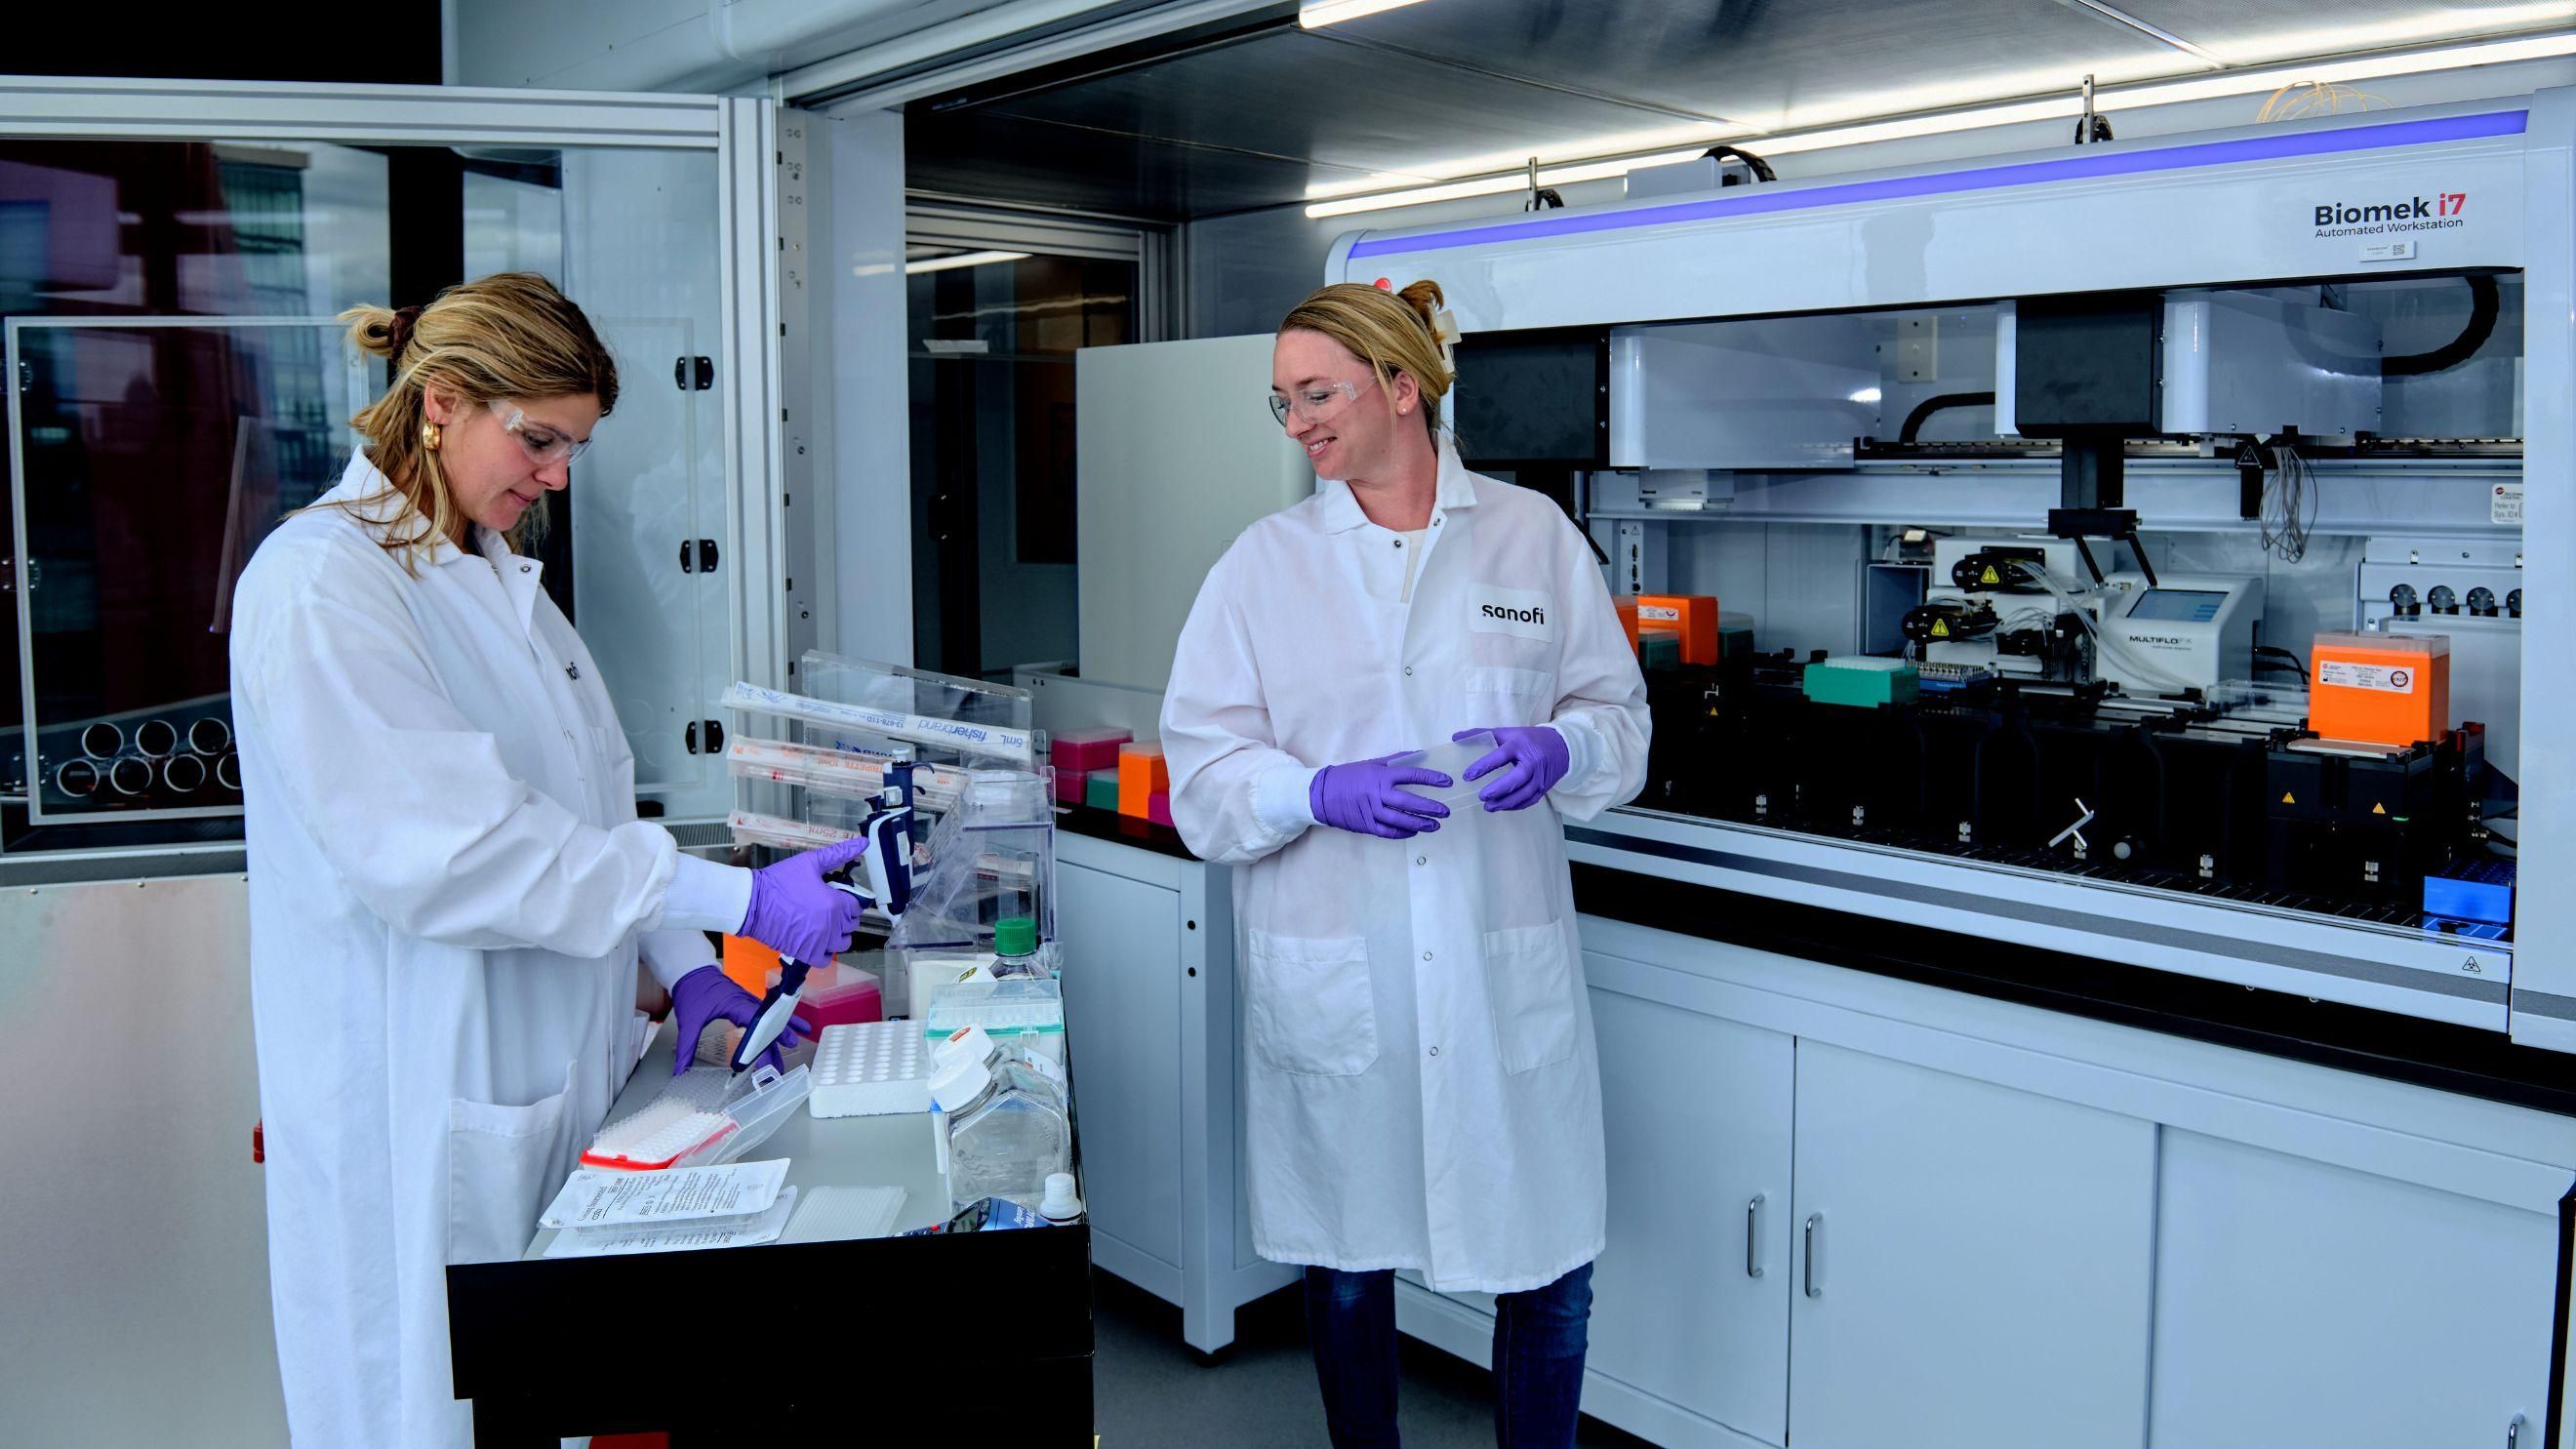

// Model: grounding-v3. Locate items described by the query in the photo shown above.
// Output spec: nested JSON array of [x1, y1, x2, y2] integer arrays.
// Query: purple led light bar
[[1346, 109, 2528, 261]]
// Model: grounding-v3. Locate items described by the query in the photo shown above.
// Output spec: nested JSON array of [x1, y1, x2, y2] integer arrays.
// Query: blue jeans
[[1304, 1262, 1595, 1449]]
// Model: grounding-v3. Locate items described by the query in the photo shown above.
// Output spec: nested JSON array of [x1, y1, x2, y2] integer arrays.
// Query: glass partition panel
[[0, 139, 728, 849], [8, 317, 374, 822]]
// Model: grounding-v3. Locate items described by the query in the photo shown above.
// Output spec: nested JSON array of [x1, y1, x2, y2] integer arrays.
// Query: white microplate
[[810, 1021, 937, 1118], [779, 1185, 908, 1244]]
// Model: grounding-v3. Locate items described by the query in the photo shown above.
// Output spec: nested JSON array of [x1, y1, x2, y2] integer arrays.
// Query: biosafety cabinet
[[0, 79, 832, 1447], [0, 80, 825, 860], [1337, 95, 2576, 1449]]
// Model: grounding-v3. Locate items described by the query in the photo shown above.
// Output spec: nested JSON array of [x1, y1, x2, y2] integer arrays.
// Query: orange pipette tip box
[[2310, 631, 2449, 747], [722, 934, 781, 996], [1633, 594, 1720, 664], [1118, 740, 1170, 818]]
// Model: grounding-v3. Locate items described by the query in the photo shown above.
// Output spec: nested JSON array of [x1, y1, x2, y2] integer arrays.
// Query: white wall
[[1185, 54, 2576, 337], [814, 105, 916, 664]]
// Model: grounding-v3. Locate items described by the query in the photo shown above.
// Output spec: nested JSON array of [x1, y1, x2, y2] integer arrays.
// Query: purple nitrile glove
[[668, 964, 811, 1076], [1309, 754, 1452, 840], [738, 836, 870, 966], [1457, 726, 1570, 812]]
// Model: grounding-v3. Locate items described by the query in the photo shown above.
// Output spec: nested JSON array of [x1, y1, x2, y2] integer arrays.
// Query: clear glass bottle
[[929, 1054, 1068, 1213]]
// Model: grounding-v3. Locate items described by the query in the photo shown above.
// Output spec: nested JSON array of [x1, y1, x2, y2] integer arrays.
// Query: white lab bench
[[1053, 807, 1303, 1353], [1059, 805, 2576, 1447], [447, 1022, 1095, 1444], [1413, 853, 2576, 1449]]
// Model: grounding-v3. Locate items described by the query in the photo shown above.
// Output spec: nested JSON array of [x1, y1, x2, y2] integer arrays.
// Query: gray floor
[[1092, 1270, 1658, 1449]]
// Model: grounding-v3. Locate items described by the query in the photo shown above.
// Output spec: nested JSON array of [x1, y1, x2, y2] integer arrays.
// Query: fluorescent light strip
[[1344, 108, 2526, 259], [904, 250, 1031, 274], [1300, 0, 1432, 29], [1305, 29, 2576, 219]]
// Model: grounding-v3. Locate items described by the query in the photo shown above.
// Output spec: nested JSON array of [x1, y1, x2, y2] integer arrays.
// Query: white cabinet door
[[2150, 1130, 2556, 1448], [1056, 861, 1186, 1275], [1790, 1041, 2156, 1449], [1585, 980, 1794, 1445]]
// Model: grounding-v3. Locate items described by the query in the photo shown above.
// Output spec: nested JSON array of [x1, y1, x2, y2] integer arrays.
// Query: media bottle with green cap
[[991, 914, 1044, 977]]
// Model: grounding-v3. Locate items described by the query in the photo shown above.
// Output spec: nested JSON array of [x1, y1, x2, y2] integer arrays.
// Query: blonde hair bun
[[1278, 278, 1453, 440], [1394, 279, 1446, 336]]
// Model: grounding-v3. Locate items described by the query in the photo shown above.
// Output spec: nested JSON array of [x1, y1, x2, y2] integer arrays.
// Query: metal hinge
[[673, 356, 714, 391], [678, 539, 720, 575], [683, 719, 726, 755]]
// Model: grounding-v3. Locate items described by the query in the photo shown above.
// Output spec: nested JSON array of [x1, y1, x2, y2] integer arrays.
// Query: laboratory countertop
[[519, 1026, 952, 1257], [1570, 860, 2576, 1118], [449, 1025, 1095, 1446], [1054, 800, 1198, 861]]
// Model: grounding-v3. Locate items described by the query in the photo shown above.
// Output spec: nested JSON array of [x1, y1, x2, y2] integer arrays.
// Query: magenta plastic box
[[1050, 727, 1133, 776]]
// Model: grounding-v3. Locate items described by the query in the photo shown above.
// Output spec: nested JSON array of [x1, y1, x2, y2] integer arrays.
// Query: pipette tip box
[[1049, 727, 1132, 775], [810, 1021, 937, 1118], [1804, 656, 1920, 708]]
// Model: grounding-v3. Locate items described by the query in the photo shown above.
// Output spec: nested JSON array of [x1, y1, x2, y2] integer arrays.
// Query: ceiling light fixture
[[1299, 0, 1433, 30], [904, 250, 1031, 274], [1304, 29, 2576, 220]]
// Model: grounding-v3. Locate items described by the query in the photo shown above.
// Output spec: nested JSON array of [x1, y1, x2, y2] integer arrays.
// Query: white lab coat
[[1161, 440, 1650, 1294], [229, 453, 750, 1449]]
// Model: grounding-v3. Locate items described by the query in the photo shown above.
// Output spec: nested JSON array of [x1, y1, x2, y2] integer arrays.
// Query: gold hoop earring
[[421, 420, 442, 451]]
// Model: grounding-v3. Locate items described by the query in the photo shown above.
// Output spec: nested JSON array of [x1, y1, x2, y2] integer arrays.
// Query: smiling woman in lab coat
[[228, 272, 868, 1449], [1162, 279, 1650, 1448]]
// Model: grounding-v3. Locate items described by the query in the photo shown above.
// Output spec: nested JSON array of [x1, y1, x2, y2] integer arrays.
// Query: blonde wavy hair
[[331, 271, 619, 568], [1278, 279, 1452, 441]]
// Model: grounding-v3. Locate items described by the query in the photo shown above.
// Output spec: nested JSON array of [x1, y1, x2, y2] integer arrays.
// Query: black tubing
[[1899, 391, 1996, 443], [2383, 274, 2499, 377], [1701, 143, 1775, 182]]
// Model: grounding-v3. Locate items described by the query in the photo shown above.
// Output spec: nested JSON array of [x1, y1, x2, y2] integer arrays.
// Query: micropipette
[[732, 771, 915, 1073]]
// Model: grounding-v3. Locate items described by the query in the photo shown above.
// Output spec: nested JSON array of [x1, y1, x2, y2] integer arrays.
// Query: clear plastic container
[[1388, 730, 1497, 808], [706, 1064, 811, 1164], [922, 978, 1066, 1065], [929, 1056, 1069, 1214]]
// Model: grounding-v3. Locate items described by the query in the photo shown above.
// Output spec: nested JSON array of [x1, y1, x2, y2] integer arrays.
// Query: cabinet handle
[[1803, 1213, 1823, 1299], [1747, 1195, 1764, 1279], [2506, 1413, 2525, 1448]]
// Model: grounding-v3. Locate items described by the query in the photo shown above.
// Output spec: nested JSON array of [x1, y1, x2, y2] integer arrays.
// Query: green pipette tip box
[[1803, 656, 1920, 708], [1083, 772, 1121, 811]]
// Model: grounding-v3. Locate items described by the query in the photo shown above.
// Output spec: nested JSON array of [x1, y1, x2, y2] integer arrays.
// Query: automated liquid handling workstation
[[1336, 96, 2569, 1053]]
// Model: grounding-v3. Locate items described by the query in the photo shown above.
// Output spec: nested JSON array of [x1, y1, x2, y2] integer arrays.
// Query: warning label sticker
[[2493, 482, 2524, 525], [2320, 661, 2417, 694], [1638, 604, 1680, 623]]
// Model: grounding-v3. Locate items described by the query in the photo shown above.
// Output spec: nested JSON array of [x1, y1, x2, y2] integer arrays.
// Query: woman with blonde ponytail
[[1161, 278, 1651, 1447], [228, 272, 869, 1449]]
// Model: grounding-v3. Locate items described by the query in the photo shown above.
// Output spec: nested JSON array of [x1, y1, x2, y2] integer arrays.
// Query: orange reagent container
[[1118, 740, 1170, 818], [2311, 631, 2449, 747], [1613, 594, 1720, 664]]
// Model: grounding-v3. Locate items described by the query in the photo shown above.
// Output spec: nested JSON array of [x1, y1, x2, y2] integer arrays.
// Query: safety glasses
[[485, 399, 593, 465], [1268, 376, 1377, 426]]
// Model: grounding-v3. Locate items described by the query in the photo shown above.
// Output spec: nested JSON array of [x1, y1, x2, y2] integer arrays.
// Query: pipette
[[732, 771, 916, 1073]]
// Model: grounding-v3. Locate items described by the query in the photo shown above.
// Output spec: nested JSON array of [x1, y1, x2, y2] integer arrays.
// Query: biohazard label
[[2320, 661, 2417, 693], [1638, 604, 1680, 623]]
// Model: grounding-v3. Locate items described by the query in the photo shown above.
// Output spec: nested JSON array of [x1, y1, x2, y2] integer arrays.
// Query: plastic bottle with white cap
[[928, 1050, 1067, 1214], [1038, 1172, 1083, 1225], [934, 1023, 1063, 1107]]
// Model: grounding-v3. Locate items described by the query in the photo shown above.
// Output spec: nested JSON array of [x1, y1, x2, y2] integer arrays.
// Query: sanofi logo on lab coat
[[1470, 584, 1555, 642]]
